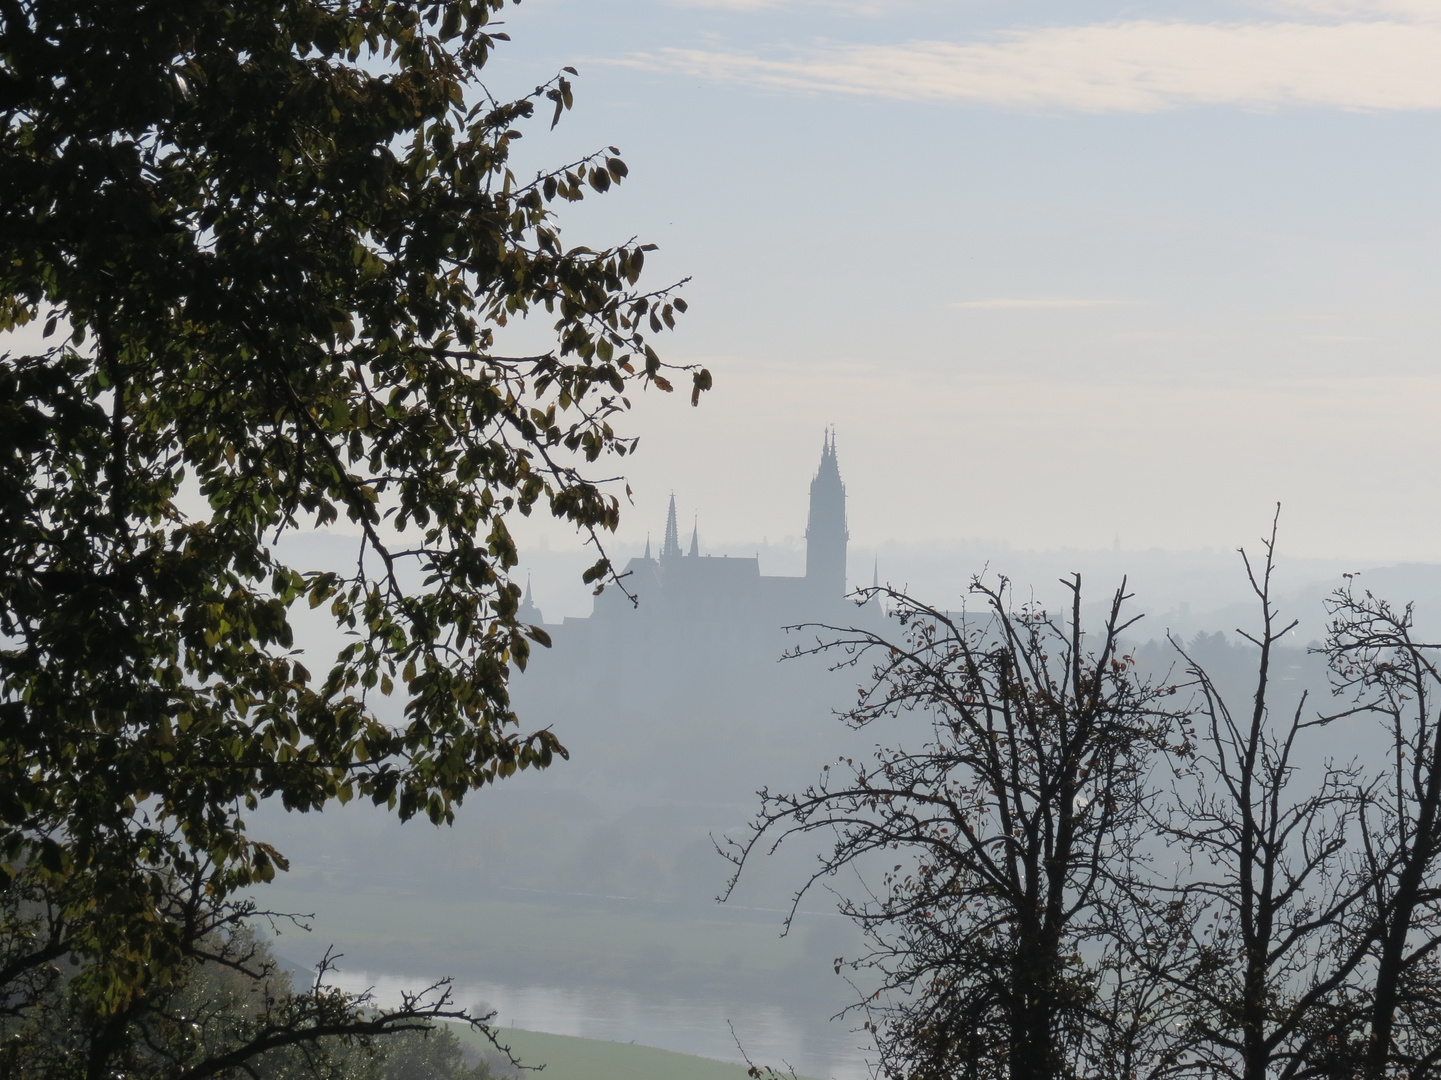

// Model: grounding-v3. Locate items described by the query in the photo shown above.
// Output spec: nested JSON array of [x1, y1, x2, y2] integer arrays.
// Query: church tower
[[660, 494, 682, 562], [805, 430, 848, 597]]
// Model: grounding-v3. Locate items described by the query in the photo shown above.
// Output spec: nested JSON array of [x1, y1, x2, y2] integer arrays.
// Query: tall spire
[[644, 534, 651, 560], [518, 574, 543, 624], [661, 494, 681, 561], [805, 428, 848, 598], [689, 517, 699, 558]]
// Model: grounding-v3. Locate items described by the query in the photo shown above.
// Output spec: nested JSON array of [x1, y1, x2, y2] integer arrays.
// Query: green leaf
[[0, 1, 690, 1042]]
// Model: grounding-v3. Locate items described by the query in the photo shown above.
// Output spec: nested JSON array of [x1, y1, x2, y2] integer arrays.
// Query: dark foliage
[[0, 0, 696, 1073], [1, 910, 498, 1080]]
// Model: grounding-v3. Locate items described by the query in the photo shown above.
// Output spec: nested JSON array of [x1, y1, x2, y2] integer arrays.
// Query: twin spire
[[814, 425, 841, 485]]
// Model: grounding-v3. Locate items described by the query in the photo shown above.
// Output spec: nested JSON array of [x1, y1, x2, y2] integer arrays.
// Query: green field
[[451, 1025, 818, 1080]]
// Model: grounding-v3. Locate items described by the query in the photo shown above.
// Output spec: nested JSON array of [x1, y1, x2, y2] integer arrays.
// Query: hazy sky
[[9, 1, 1438, 601], [484, 0, 1441, 568]]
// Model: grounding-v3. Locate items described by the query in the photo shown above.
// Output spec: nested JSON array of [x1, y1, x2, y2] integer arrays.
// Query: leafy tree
[[0, 0, 697, 1071], [2, 914, 497, 1080], [725, 576, 1181, 1080], [379, 1019, 492, 1080]]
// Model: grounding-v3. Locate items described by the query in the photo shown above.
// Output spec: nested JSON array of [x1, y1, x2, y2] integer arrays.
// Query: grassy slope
[[452, 1025, 817, 1080]]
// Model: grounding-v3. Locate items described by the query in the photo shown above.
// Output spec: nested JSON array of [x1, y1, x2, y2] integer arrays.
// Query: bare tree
[[1321, 579, 1441, 1079], [724, 575, 1181, 1080], [1148, 515, 1376, 1080], [729, 514, 1441, 1080]]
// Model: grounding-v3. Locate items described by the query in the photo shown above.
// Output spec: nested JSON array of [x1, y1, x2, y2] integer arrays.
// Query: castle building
[[517, 433, 871, 699], [582, 430, 853, 628], [511, 432, 876, 799]]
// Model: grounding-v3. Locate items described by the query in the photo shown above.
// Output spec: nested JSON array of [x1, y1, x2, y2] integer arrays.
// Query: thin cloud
[[663, 0, 894, 10], [1263, 0, 1441, 19], [617, 17, 1441, 112], [664, 0, 785, 8], [951, 298, 1135, 310]]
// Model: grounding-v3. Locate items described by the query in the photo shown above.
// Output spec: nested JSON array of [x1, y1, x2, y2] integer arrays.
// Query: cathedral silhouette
[[509, 430, 875, 804], [519, 430, 854, 634]]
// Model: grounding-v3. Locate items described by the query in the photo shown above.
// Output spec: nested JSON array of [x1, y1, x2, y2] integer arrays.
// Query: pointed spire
[[873, 557, 878, 589], [518, 574, 543, 624], [813, 426, 841, 484], [644, 534, 651, 560], [661, 494, 680, 561], [689, 516, 699, 558]]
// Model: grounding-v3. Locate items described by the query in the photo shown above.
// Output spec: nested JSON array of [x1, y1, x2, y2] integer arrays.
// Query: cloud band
[[617, 18, 1441, 113]]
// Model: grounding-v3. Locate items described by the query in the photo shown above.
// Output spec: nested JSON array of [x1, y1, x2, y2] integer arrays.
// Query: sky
[[9, 0, 1439, 614], [475, 0, 1441, 594]]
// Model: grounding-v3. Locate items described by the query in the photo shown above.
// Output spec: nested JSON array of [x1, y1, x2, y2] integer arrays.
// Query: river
[[332, 971, 876, 1080]]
